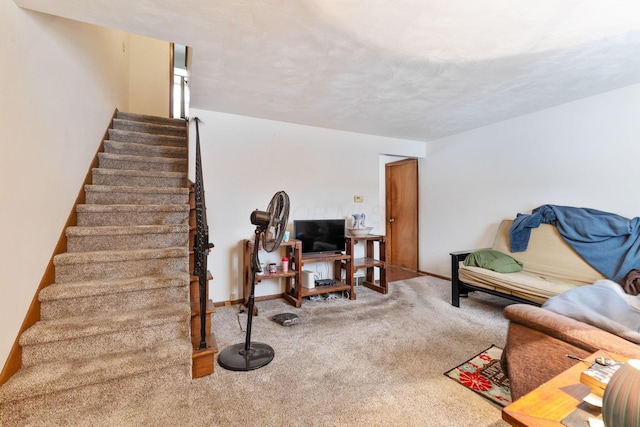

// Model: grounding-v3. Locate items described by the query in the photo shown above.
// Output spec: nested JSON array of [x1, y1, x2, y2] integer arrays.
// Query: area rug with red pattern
[[444, 344, 512, 407]]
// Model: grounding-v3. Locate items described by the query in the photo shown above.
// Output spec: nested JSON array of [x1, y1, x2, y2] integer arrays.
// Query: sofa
[[449, 218, 640, 400], [502, 303, 640, 400], [450, 219, 605, 307]]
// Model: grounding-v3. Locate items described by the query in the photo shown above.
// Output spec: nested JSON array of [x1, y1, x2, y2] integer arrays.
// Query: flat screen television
[[293, 219, 346, 255]]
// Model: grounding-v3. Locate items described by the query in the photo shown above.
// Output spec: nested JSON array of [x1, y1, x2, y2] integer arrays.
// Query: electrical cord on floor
[[236, 307, 247, 332], [325, 292, 348, 301], [324, 293, 340, 301], [308, 290, 349, 302]]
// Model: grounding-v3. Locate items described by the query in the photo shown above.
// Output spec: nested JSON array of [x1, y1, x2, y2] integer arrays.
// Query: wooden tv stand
[[242, 235, 387, 308]]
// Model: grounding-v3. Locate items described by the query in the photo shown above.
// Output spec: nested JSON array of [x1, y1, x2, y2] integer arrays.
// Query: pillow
[[463, 249, 523, 273]]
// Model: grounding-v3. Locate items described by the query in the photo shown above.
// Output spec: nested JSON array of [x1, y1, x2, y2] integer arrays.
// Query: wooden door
[[385, 158, 418, 270]]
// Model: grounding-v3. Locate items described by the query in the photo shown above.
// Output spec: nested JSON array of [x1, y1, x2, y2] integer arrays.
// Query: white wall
[[0, 1, 131, 367], [128, 34, 170, 117], [189, 109, 425, 302], [421, 82, 640, 278]]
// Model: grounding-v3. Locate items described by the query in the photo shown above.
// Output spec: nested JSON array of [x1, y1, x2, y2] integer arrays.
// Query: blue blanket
[[509, 205, 640, 282]]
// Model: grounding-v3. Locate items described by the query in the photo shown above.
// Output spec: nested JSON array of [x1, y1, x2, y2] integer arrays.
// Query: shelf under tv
[[299, 281, 352, 297], [283, 251, 354, 307]]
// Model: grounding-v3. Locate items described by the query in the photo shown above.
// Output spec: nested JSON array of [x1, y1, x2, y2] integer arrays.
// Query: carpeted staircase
[[0, 112, 194, 416]]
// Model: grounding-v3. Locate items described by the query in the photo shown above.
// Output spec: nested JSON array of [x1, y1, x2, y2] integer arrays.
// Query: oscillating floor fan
[[218, 191, 290, 371]]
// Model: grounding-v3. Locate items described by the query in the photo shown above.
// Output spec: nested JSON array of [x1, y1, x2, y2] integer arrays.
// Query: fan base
[[218, 342, 274, 371]]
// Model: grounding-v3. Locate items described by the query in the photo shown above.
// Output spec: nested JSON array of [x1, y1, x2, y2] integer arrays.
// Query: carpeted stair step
[[39, 275, 189, 320], [0, 339, 191, 404], [66, 224, 189, 252], [19, 304, 190, 367], [84, 184, 189, 205], [0, 360, 191, 427], [113, 118, 186, 138], [98, 152, 187, 173], [54, 247, 188, 283], [76, 204, 189, 227], [91, 168, 187, 188], [116, 111, 186, 128], [108, 128, 186, 148], [104, 140, 187, 159]]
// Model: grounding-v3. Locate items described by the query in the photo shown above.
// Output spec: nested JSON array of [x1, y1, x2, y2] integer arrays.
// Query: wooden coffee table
[[502, 350, 626, 427]]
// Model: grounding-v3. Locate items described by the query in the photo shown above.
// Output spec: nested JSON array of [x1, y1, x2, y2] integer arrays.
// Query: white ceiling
[[15, 0, 640, 142]]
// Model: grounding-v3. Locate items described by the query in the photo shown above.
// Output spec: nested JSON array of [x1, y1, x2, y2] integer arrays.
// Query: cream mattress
[[458, 264, 586, 304]]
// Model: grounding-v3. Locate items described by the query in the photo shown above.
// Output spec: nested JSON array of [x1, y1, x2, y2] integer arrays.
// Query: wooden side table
[[243, 238, 301, 310], [502, 350, 627, 427], [346, 235, 387, 294]]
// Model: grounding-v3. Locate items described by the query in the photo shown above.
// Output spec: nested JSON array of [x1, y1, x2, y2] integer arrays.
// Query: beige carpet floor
[[2, 276, 513, 426]]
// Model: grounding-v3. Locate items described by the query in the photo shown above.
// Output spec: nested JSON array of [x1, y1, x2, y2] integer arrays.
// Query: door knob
[[389, 218, 395, 223]]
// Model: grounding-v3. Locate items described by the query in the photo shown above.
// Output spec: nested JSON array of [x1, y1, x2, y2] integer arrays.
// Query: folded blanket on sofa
[[509, 204, 640, 283], [542, 280, 640, 344]]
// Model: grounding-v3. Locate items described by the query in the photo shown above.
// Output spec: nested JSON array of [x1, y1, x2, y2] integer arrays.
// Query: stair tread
[[40, 274, 189, 301], [54, 246, 188, 265], [76, 204, 189, 213], [84, 184, 189, 195], [92, 168, 187, 178], [112, 120, 186, 138], [190, 271, 214, 282], [105, 140, 187, 154], [98, 152, 187, 164], [107, 128, 186, 144], [108, 128, 186, 143], [190, 299, 216, 316], [66, 224, 189, 237], [116, 111, 186, 126], [20, 303, 190, 345], [113, 117, 186, 131], [0, 339, 191, 403]]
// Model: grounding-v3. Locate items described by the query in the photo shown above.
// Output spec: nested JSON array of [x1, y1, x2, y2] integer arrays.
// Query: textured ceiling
[[15, 0, 640, 141]]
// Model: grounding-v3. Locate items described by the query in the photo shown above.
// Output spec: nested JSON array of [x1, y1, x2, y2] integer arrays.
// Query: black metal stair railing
[[193, 117, 213, 350]]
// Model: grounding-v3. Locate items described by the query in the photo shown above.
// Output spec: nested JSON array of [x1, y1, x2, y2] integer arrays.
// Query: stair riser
[[77, 210, 189, 227], [108, 129, 186, 148], [92, 172, 187, 188], [191, 313, 212, 337], [85, 191, 188, 205], [41, 285, 189, 320], [54, 256, 188, 283], [67, 231, 189, 252], [189, 277, 214, 304], [113, 120, 186, 137], [21, 321, 189, 367], [190, 278, 199, 303], [116, 112, 186, 127], [104, 141, 187, 159], [98, 155, 187, 173]]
